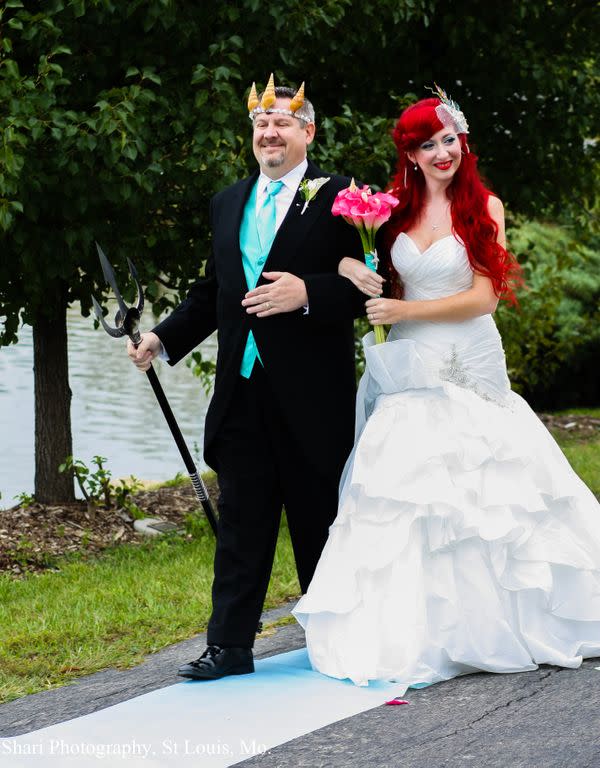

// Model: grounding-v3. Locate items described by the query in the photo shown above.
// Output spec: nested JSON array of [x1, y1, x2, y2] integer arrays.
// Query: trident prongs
[[91, 295, 125, 338], [93, 244, 144, 344], [126, 256, 145, 317], [96, 243, 129, 320]]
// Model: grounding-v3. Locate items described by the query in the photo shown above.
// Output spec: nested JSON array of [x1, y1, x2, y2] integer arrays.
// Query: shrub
[[497, 219, 600, 408]]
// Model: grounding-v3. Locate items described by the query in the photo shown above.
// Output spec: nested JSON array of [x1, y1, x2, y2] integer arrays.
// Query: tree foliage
[[497, 219, 600, 407]]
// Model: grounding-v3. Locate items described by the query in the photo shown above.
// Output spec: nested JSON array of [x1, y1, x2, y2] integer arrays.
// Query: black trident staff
[[91, 244, 218, 535]]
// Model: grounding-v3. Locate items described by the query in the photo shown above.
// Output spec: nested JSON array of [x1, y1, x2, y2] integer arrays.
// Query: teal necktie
[[238, 179, 284, 379], [256, 180, 283, 253]]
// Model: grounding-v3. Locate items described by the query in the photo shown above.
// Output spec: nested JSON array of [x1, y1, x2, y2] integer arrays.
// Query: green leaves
[[141, 67, 161, 85], [186, 351, 216, 396], [497, 219, 600, 406], [50, 45, 72, 56], [1, 58, 20, 78], [0, 201, 16, 231]]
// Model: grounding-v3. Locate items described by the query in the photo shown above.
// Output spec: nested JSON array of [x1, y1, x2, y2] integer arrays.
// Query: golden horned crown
[[247, 73, 306, 120]]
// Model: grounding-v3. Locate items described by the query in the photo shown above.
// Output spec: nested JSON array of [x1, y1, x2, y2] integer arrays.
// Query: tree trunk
[[33, 297, 75, 503]]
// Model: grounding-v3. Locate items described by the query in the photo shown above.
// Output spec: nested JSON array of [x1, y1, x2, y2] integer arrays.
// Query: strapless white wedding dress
[[293, 232, 600, 688]]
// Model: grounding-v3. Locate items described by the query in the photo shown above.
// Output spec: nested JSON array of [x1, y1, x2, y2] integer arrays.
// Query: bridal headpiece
[[247, 73, 308, 122], [427, 83, 469, 135]]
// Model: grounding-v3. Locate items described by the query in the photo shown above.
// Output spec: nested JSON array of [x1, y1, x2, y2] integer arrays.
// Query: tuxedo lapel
[[262, 161, 331, 275], [219, 171, 259, 293]]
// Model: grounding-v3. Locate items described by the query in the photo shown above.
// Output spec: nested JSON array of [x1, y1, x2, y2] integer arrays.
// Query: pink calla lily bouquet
[[332, 180, 399, 343]]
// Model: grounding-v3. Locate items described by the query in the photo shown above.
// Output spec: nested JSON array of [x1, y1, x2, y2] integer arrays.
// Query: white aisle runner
[[1, 648, 414, 767]]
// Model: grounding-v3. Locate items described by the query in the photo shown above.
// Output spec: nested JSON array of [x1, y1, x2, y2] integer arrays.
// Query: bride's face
[[410, 127, 462, 184]]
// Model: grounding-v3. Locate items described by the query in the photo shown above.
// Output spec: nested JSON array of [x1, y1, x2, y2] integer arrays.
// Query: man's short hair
[[256, 85, 316, 125]]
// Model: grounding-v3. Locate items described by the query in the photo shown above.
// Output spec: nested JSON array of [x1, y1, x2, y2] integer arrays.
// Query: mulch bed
[[0, 477, 219, 578], [537, 412, 600, 439], [2, 413, 598, 578]]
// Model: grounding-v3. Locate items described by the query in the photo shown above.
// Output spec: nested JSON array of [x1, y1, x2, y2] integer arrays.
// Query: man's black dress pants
[[206, 364, 341, 648]]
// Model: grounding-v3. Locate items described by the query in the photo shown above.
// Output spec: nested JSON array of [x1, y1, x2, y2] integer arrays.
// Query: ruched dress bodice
[[393, 232, 473, 298]]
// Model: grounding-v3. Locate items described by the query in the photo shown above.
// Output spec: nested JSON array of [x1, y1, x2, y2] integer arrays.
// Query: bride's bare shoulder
[[487, 195, 506, 247], [487, 195, 504, 216]]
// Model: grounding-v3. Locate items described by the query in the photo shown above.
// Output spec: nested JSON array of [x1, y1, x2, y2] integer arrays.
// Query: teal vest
[[239, 181, 269, 378]]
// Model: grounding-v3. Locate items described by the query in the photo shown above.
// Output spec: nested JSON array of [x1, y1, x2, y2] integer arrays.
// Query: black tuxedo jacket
[[154, 160, 365, 478]]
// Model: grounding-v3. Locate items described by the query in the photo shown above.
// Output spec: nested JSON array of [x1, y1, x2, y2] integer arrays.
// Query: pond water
[[0, 303, 215, 508]]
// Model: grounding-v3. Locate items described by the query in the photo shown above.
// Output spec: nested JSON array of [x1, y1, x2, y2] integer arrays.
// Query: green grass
[[546, 409, 600, 495], [553, 407, 600, 418], [554, 434, 600, 495], [0, 519, 299, 704], [148, 471, 189, 489]]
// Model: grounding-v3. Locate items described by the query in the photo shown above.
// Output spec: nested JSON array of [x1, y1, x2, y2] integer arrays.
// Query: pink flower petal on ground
[[385, 698, 410, 706]]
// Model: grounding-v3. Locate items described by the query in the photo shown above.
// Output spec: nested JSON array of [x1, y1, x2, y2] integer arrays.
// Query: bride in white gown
[[293, 91, 600, 688]]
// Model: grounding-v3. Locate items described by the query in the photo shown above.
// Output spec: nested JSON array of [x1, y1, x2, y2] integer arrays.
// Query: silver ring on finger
[[266, 301, 272, 310]]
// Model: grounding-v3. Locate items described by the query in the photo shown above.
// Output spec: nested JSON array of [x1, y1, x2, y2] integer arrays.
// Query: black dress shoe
[[177, 645, 254, 680]]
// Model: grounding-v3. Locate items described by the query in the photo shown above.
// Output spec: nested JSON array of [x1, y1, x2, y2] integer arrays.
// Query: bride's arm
[[366, 197, 505, 325]]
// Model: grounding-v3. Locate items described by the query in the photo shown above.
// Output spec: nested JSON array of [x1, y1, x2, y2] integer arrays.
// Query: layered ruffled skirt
[[293, 328, 600, 688]]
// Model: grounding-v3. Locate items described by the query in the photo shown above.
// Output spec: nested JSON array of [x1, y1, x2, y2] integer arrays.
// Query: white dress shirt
[[255, 158, 308, 231], [159, 158, 310, 360]]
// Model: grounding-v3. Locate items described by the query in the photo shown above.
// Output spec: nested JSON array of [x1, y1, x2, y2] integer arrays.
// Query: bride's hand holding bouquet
[[332, 180, 399, 343]]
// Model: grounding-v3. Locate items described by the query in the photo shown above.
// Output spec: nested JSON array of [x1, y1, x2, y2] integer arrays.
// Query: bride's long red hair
[[383, 98, 521, 302]]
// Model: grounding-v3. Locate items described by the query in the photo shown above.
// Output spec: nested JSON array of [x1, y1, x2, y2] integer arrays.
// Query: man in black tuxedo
[[129, 77, 364, 679]]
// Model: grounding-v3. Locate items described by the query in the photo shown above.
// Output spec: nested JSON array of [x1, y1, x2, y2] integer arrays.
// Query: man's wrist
[[148, 331, 169, 361]]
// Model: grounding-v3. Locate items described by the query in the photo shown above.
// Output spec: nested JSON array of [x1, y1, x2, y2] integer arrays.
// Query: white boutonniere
[[298, 177, 330, 215]]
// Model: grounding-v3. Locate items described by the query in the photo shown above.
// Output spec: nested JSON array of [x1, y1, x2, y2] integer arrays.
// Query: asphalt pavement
[[1, 601, 599, 768]]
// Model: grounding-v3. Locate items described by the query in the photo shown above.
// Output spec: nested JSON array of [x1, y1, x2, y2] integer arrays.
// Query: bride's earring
[[403, 164, 407, 188], [414, 163, 418, 171]]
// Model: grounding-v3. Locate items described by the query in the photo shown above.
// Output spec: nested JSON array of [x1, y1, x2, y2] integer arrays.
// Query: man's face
[[252, 97, 315, 178]]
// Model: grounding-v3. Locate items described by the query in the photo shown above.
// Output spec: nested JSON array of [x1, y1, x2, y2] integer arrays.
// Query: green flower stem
[[363, 241, 387, 344], [358, 225, 375, 254], [373, 325, 387, 344]]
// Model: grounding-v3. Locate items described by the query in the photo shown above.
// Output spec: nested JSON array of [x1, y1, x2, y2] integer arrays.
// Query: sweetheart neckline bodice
[[399, 232, 457, 256], [391, 232, 472, 302]]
